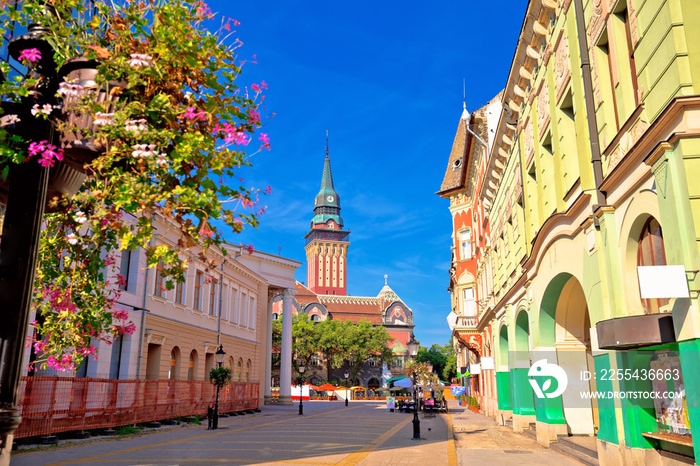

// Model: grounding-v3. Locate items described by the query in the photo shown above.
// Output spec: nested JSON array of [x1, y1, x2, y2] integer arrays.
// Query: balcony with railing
[[455, 315, 479, 328]]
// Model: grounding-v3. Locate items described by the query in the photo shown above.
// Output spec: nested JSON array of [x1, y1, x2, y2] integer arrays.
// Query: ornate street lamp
[[344, 370, 349, 406], [298, 362, 306, 416], [213, 344, 226, 429], [407, 333, 419, 358]]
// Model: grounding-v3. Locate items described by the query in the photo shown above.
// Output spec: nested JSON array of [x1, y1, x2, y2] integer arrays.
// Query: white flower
[[73, 211, 87, 224], [131, 144, 159, 158], [125, 119, 148, 135], [128, 53, 153, 68], [66, 233, 78, 245], [30, 103, 53, 116], [57, 81, 83, 97], [94, 112, 114, 126]]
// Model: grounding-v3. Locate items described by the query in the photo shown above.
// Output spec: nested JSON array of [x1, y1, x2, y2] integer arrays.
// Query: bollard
[[207, 406, 214, 430]]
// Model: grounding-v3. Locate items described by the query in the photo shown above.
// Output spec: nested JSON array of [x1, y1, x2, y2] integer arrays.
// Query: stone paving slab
[[10, 401, 451, 466]]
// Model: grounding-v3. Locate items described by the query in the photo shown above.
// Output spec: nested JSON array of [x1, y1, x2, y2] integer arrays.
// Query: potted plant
[[0, 0, 272, 371]]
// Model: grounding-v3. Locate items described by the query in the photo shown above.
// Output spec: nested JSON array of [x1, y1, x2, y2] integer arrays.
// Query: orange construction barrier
[[15, 376, 259, 438]]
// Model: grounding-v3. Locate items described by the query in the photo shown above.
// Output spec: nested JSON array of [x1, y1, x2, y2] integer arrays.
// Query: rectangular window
[[222, 284, 228, 320], [231, 287, 239, 323], [240, 292, 247, 327], [459, 229, 472, 260], [154, 260, 165, 298], [249, 296, 256, 329], [194, 270, 202, 311], [175, 275, 185, 305], [209, 278, 218, 315], [119, 250, 132, 291], [310, 354, 319, 366], [463, 288, 477, 317]]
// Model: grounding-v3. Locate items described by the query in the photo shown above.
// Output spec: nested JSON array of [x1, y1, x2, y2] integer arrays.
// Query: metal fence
[[15, 376, 259, 438]]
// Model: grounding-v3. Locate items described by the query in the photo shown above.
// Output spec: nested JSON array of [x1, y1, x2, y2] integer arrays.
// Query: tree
[[415, 344, 447, 378], [327, 320, 394, 382], [415, 342, 457, 381], [291, 314, 322, 375], [438, 343, 458, 381]]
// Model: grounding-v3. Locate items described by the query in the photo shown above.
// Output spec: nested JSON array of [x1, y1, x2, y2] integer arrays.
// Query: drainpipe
[[136, 218, 155, 380], [574, 0, 606, 209], [217, 259, 225, 344]]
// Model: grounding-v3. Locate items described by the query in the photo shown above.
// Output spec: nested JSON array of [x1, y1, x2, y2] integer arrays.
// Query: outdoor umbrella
[[389, 386, 404, 392], [317, 383, 338, 391], [393, 377, 413, 389]]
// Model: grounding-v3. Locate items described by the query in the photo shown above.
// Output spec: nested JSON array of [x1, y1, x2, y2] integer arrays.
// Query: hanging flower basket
[[58, 57, 123, 172]]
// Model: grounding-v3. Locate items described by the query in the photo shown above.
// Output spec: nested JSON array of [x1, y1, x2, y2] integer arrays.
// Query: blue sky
[[210, 1, 527, 348]]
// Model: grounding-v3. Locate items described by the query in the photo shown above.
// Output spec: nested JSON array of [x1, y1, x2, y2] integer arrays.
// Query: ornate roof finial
[[461, 79, 470, 122], [384, 274, 388, 286], [325, 130, 329, 158]]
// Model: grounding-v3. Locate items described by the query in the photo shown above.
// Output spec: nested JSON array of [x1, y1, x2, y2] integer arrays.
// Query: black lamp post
[[344, 370, 349, 406], [213, 344, 226, 429], [406, 333, 420, 440], [298, 362, 306, 415]]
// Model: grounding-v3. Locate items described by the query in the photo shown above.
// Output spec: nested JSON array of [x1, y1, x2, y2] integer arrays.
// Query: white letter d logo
[[528, 359, 568, 398]]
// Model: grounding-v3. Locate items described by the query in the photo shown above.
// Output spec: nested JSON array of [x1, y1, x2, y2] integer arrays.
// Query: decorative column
[[278, 288, 295, 405], [264, 290, 276, 405]]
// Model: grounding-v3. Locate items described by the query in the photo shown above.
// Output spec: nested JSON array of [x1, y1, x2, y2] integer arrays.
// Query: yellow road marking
[[44, 406, 359, 466], [333, 416, 412, 465], [179, 440, 364, 446], [445, 412, 457, 466]]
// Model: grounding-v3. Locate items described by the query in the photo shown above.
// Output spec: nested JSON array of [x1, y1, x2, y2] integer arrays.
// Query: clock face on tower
[[326, 195, 334, 203]]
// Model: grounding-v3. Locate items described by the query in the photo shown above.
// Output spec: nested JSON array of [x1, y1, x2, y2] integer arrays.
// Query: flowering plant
[[209, 366, 232, 388], [0, 0, 271, 371]]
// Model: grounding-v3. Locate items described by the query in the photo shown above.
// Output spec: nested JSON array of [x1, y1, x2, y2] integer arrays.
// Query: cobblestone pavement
[[449, 404, 587, 465], [10, 400, 587, 466]]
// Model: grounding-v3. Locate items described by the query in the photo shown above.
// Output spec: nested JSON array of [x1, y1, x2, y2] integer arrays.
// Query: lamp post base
[[412, 415, 421, 440]]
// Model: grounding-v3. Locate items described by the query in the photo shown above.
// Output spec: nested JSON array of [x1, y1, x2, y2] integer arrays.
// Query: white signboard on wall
[[470, 364, 481, 375], [637, 265, 689, 299], [480, 357, 494, 370]]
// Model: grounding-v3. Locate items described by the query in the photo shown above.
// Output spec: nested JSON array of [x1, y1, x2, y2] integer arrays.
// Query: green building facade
[[460, 0, 700, 463]]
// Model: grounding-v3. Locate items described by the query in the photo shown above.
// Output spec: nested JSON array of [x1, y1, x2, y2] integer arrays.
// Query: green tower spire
[[311, 133, 343, 227]]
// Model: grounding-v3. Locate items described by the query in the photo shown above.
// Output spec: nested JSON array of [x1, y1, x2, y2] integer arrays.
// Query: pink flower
[[251, 83, 261, 93], [196, 2, 212, 16], [260, 81, 268, 89], [199, 224, 214, 238], [265, 185, 272, 194], [182, 107, 207, 121], [27, 140, 64, 167], [248, 109, 261, 126], [258, 133, 270, 150], [18, 48, 41, 64]]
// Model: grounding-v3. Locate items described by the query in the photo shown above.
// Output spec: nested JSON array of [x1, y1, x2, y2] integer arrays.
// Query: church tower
[[304, 137, 350, 295]]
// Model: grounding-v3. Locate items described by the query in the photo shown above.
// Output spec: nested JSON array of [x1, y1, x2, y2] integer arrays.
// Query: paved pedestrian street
[[11, 401, 589, 466]]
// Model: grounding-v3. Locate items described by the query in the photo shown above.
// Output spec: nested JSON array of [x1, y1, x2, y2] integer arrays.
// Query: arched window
[[311, 314, 320, 322], [272, 313, 279, 320], [187, 350, 197, 381], [637, 217, 669, 314], [169, 347, 180, 380], [237, 358, 243, 382], [245, 360, 251, 382]]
